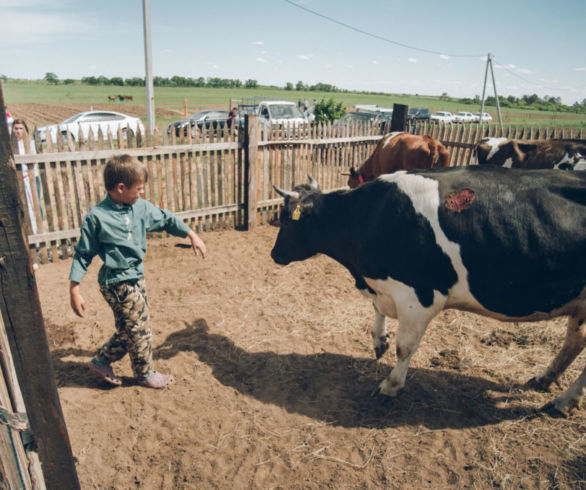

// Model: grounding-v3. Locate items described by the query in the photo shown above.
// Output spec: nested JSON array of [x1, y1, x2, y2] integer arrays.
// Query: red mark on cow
[[445, 189, 475, 212]]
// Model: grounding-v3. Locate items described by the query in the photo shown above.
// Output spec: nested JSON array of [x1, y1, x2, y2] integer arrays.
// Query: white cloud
[[372, 60, 378, 65], [251, 41, 264, 45], [1, 11, 94, 43], [298, 55, 310, 60], [574, 67, 586, 72], [439, 54, 450, 60], [256, 57, 267, 63], [260, 50, 268, 55], [517, 68, 535, 74], [408, 58, 417, 63]]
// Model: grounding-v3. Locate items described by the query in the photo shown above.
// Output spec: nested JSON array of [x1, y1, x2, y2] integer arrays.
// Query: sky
[[1, 0, 585, 105]]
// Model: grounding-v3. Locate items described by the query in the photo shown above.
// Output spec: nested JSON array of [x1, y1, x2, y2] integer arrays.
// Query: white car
[[452, 111, 475, 123], [430, 111, 453, 124], [473, 112, 493, 123], [35, 110, 145, 143]]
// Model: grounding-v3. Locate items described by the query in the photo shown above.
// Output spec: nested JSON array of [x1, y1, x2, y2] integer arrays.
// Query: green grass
[[3, 80, 585, 130]]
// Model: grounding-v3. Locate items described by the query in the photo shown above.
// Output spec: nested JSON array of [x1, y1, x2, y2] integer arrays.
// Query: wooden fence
[[13, 119, 586, 264]]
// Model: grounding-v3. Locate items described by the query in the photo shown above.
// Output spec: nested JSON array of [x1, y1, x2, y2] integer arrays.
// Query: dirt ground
[[35, 225, 585, 489]]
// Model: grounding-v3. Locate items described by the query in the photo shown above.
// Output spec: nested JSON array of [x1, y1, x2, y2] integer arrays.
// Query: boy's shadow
[[153, 319, 540, 429], [50, 348, 139, 389]]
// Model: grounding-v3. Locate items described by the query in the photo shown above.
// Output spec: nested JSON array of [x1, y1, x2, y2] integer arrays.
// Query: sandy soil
[[35, 225, 585, 489]]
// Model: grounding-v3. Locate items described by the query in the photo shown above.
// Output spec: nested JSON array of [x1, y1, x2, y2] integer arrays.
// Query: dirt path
[[37, 226, 584, 488]]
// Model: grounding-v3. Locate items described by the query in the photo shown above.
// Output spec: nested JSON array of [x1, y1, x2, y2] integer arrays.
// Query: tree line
[[11, 72, 586, 115]]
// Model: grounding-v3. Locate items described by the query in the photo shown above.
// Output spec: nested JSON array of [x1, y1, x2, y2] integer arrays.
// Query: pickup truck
[[256, 100, 308, 128]]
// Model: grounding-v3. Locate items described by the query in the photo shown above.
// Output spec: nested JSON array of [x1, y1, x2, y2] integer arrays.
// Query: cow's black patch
[[425, 166, 586, 316]]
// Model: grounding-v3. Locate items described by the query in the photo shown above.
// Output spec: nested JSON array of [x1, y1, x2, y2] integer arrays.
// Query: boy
[[69, 154, 207, 389]]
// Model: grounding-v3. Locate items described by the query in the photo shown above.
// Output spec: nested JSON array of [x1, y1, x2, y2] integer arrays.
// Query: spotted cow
[[475, 137, 586, 170], [271, 168, 586, 415]]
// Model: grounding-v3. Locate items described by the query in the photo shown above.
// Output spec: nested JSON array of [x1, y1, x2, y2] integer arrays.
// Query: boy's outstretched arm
[[187, 229, 207, 259], [70, 281, 86, 317]]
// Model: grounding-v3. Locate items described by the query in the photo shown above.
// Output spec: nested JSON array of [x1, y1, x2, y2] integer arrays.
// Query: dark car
[[167, 110, 231, 136], [406, 107, 431, 122], [335, 111, 392, 125]]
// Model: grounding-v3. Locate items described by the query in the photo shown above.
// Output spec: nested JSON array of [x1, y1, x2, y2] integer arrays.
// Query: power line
[[283, 0, 484, 58], [494, 57, 561, 94]]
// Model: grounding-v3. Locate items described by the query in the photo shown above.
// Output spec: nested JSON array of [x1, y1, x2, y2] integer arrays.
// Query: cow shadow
[[154, 319, 542, 430]]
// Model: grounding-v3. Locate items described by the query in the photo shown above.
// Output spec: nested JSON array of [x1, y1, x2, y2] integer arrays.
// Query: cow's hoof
[[371, 379, 402, 398], [540, 402, 568, 419], [369, 387, 396, 404], [374, 334, 390, 360], [525, 377, 551, 392]]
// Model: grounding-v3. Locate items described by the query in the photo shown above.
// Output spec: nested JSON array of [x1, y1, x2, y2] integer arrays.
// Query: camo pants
[[96, 278, 152, 378]]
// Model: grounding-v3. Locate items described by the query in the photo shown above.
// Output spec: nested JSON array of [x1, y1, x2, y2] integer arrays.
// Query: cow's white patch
[[503, 157, 513, 168], [574, 160, 586, 171], [554, 152, 573, 169], [485, 137, 508, 160], [382, 131, 403, 149], [378, 172, 482, 311]]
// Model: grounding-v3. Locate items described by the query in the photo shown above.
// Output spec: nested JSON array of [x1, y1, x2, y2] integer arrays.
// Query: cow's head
[[271, 175, 322, 266], [341, 166, 363, 189]]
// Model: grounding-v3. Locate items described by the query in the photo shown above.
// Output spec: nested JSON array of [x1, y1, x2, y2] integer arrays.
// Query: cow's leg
[[543, 365, 586, 416], [527, 314, 586, 391], [372, 307, 390, 359], [372, 300, 438, 397]]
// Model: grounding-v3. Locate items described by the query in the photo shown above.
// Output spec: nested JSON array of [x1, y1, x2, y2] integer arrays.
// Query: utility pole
[[142, 0, 155, 134], [480, 53, 503, 131]]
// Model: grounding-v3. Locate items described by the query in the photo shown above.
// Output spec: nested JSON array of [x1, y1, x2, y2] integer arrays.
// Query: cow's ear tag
[[292, 204, 301, 221]]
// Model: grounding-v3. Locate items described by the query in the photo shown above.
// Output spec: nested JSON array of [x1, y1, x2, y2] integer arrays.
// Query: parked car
[[407, 107, 431, 122], [335, 111, 389, 125], [257, 100, 308, 128], [167, 110, 231, 136], [452, 111, 475, 123], [430, 111, 454, 124], [35, 110, 145, 143], [473, 112, 493, 123]]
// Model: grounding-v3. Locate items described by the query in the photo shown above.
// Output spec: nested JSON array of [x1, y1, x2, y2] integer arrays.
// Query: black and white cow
[[271, 167, 586, 415], [475, 137, 586, 170]]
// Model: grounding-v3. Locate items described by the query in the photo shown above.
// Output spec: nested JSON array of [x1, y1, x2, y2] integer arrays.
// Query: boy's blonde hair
[[104, 154, 148, 191]]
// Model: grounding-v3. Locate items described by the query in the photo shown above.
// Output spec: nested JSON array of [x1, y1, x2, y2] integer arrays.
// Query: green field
[[3, 80, 585, 130]]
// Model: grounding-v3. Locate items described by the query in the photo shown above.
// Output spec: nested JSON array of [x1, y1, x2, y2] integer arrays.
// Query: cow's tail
[[426, 138, 450, 168]]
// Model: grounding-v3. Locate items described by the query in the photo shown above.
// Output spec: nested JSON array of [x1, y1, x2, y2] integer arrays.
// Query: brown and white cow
[[475, 137, 586, 170], [344, 132, 450, 188]]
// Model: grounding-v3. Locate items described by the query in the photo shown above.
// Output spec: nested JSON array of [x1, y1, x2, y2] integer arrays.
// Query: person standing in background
[[11, 119, 40, 235]]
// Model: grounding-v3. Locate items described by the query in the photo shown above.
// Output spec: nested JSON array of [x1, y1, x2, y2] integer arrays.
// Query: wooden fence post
[[391, 104, 408, 132], [244, 115, 258, 230], [0, 85, 80, 488]]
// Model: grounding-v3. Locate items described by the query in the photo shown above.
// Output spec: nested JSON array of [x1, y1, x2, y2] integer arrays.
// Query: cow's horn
[[273, 185, 299, 200], [307, 174, 321, 191]]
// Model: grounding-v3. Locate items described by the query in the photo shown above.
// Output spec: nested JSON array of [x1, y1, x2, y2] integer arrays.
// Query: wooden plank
[[0, 83, 80, 489]]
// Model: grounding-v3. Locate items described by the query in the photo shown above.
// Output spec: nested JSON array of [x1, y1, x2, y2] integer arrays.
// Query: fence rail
[[13, 118, 585, 264]]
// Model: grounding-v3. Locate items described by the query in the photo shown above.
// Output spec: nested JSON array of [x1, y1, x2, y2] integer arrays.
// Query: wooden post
[[391, 104, 408, 132], [0, 85, 80, 488], [244, 115, 258, 230]]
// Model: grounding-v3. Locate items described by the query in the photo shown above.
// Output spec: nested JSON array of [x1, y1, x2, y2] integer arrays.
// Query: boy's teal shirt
[[69, 194, 190, 286]]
